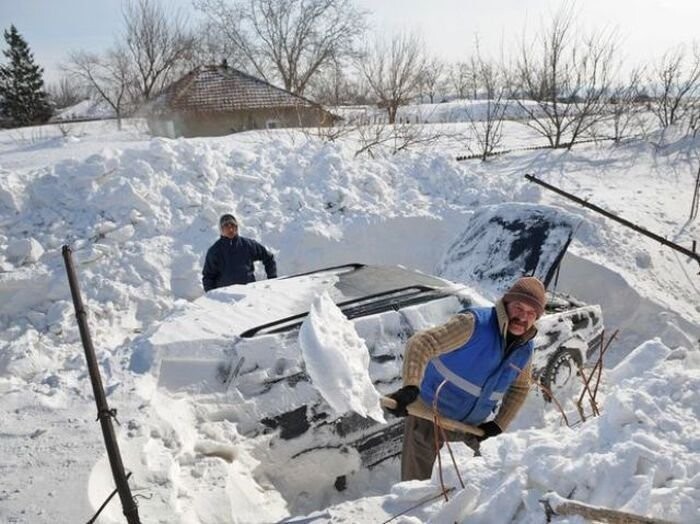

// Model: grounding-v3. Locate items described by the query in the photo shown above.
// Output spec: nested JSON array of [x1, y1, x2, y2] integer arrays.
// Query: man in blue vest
[[202, 214, 277, 292], [386, 276, 546, 481]]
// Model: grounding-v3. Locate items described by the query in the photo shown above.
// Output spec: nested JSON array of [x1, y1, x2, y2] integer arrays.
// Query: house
[[145, 64, 338, 138]]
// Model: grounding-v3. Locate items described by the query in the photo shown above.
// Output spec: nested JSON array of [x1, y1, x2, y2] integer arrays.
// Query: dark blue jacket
[[420, 307, 534, 424], [202, 235, 277, 291]]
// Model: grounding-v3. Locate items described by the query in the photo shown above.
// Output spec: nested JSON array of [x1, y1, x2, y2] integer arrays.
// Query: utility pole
[[62, 245, 141, 524]]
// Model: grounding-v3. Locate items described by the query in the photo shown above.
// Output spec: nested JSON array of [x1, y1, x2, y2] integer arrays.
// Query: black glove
[[385, 385, 419, 417], [477, 421, 502, 442]]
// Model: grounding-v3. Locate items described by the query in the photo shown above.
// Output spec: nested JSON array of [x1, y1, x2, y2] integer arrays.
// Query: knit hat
[[219, 214, 238, 227], [502, 276, 546, 317]]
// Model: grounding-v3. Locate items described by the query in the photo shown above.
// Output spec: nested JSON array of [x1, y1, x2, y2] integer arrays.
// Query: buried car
[[132, 203, 602, 510]]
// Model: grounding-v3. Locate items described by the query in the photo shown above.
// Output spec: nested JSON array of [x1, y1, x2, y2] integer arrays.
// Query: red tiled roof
[[153, 65, 317, 113]]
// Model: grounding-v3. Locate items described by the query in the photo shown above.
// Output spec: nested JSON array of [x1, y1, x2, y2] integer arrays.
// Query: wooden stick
[[592, 329, 619, 401], [381, 396, 484, 437], [540, 492, 677, 524], [532, 380, 571, 428]]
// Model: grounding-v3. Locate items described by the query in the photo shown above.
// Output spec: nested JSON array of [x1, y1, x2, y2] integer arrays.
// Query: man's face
[[221, 222, 238, 239], [505, 300, 538, 336]]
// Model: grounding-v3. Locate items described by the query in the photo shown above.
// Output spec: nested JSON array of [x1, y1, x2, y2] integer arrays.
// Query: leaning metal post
[[62, 245, 141, 524], [524, 174, 700, 270]]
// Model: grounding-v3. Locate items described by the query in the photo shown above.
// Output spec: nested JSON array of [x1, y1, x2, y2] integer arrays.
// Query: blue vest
[[419, 307, 533, 425]]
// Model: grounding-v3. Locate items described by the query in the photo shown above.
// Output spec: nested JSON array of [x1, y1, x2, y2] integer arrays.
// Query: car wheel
[[541, 347, 583, 394]]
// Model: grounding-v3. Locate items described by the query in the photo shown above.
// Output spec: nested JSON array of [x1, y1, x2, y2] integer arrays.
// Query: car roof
[[240, 264, 455, 337]]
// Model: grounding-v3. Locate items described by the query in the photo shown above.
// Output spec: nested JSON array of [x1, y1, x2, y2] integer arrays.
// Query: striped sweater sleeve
[[494, 361, 532, 430], [402, 313, 475, 386]]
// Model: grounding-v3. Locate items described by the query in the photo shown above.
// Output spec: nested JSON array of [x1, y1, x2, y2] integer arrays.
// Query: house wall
[[148, 107, 334, 138]]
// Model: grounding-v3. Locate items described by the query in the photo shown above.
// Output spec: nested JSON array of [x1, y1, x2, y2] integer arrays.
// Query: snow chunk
[[428, 484, 480, 523], [6, 237, 44, 265], [298, 291, 386, 423], [607, 338, 672, 384]]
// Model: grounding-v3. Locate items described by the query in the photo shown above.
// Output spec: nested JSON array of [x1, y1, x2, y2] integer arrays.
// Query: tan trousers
[[400, 415, 481, 481]]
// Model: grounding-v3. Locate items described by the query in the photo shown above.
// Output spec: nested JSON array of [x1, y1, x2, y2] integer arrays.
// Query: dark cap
[[219, 214, 238, 227]]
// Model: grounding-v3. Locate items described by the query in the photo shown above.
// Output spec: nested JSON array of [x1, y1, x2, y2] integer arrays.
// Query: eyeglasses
[[222, 222, 237, 228]]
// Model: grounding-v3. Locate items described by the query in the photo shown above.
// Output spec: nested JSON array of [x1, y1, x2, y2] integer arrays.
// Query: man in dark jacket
[[385, 276, 546, 481], [202, 214, 277, 292]]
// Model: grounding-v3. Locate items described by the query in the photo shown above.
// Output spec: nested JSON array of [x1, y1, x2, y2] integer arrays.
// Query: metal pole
[[524, 174, 700, 268], [691, 165, 700, 221], [62, 245, 141, 524]]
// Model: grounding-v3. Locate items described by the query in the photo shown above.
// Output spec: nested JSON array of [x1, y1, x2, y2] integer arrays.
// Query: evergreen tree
[[0, 25, 52, 126]]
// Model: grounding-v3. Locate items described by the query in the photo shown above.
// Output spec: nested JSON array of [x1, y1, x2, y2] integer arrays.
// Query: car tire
[[541, 346, 583, 396]]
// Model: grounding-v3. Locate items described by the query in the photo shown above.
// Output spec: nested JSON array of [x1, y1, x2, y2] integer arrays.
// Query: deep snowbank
[[1, 117, 698, 523], [1, 131, 507, 382], [299, 339, 699, 523]]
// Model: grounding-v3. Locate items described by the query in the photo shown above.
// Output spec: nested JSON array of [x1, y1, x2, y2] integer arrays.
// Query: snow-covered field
[[0, 110, 698, 523]]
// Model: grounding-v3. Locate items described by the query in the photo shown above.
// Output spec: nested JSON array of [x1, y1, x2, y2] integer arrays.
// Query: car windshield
[[241, 264, 453, 337], [329, 264, 450, 300]]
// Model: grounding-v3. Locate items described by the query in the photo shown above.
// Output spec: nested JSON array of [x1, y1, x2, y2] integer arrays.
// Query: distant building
[[145, 64, 338, 138]]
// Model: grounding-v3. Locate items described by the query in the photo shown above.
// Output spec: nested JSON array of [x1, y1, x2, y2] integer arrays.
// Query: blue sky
[[1, 0, 699, 85]]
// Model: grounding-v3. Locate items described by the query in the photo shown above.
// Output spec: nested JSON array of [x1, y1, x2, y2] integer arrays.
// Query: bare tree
[[513, 5, 576, 148], [420, 57, 446, 103], [607, 66, 647, 142], [564, 31, 617, 146], [449, 61, 476, 100], [47, 76, 84, 110], [308, 58, 346, 106], [688, 100, 700, 137], [122, 0, 196, 101], [64, 48, 134, 129], [357, 32, 426, 124], [187, 19, 247, 70], [194, 0, 367, 96], [352, 120, 444, 157], [648, 45, 700, 129], [307, 53, 369, 106], [466, 51, 510, 161], [512, 3, 616, 149]]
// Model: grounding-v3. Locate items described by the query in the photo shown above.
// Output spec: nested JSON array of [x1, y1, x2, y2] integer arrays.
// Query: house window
[[266, 119, 280, 129]]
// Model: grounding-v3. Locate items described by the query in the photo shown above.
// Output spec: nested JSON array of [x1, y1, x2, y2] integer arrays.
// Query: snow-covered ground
[[333, 99, 546, 125], [50, 98, 117, 123], [0, 107, 698, 523]]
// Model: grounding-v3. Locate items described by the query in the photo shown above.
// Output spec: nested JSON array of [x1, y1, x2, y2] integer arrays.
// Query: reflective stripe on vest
[[432, 358, 481, 396], [433, 358, 505, 401]]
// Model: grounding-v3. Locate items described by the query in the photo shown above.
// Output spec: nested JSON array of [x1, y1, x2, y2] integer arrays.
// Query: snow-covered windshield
[[437, 202, 576, 299]]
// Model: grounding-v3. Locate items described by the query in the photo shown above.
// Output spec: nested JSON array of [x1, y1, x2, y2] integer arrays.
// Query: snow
[[0, 104, 698, 524], [333, 99, 545, 125], [312, 340, 699, 523], [298, 291, 385, 423], [51, 98, 116, 122]]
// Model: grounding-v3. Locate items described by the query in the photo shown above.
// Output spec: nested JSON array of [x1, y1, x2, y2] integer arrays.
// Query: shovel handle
[[380, 397, 399, 410], [381, 396, 484, 437]]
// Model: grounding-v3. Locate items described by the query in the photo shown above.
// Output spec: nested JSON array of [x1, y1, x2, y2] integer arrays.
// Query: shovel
[[380, 396, 484, 437]]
